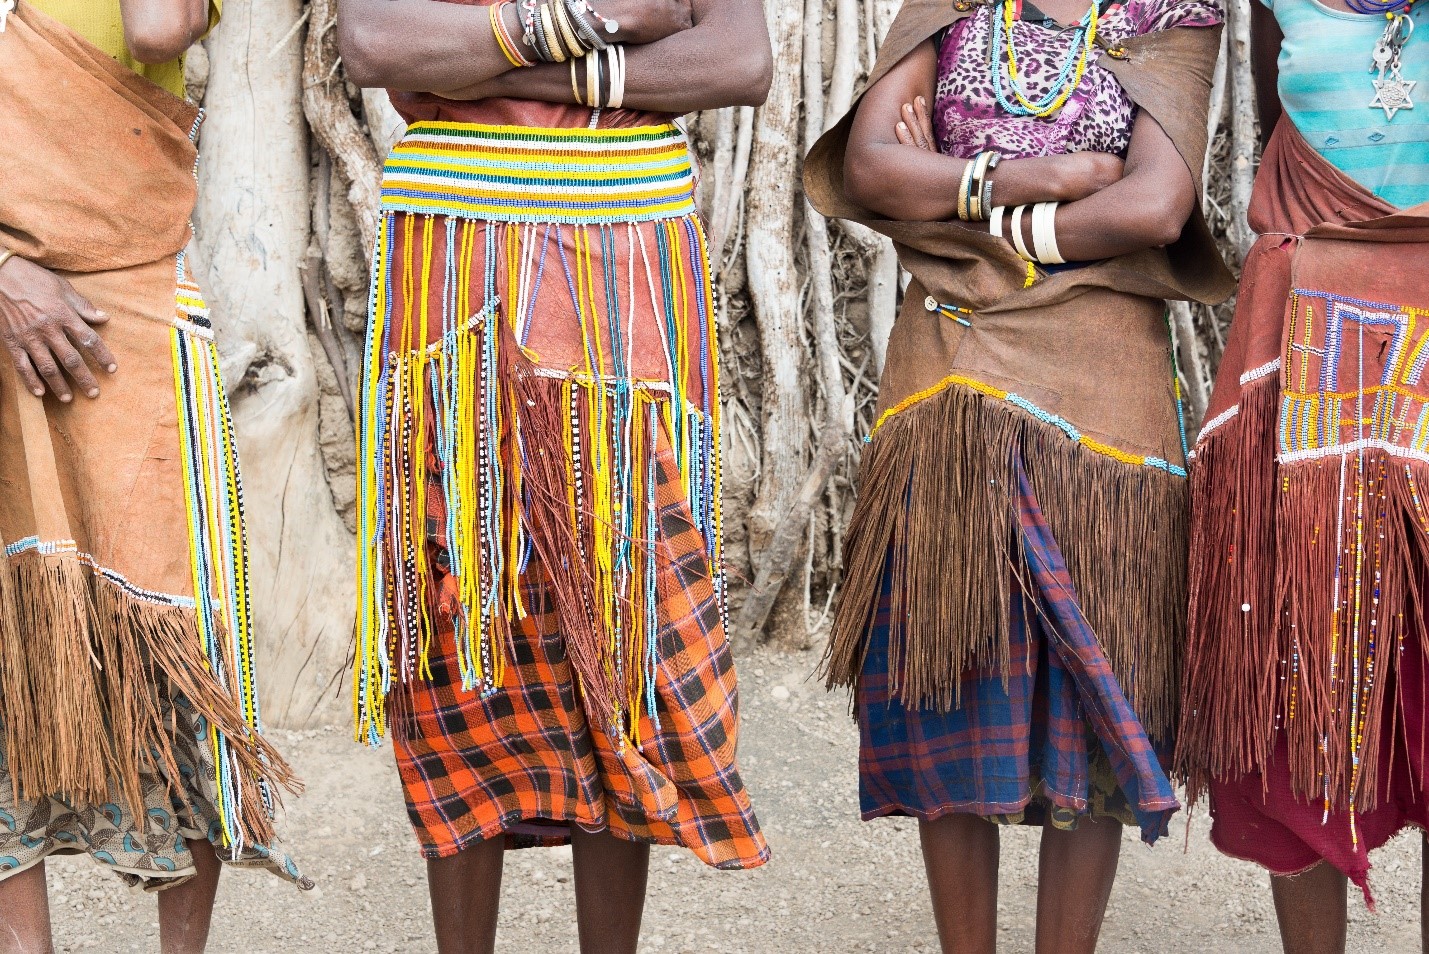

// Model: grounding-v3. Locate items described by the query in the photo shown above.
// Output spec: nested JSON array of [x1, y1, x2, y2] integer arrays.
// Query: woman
[[335, 1, 771, 951], [805, 0, 1233, 950], [1176, 1, 1429, 950], [0, 3, 308, 953]]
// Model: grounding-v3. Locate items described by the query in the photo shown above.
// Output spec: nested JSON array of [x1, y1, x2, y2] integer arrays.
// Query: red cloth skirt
[[1209, 636, 1429, 906]]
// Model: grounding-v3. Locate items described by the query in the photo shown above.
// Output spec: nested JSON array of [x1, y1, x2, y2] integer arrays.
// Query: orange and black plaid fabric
[[392, 439, 768, 870]]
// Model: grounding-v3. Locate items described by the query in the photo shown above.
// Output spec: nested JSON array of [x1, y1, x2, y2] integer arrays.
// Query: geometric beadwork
[[1279, 288, 1429, 463]]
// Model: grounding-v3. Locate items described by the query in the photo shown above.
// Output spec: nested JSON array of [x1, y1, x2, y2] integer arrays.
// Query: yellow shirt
[[29, 0, 221, 98]]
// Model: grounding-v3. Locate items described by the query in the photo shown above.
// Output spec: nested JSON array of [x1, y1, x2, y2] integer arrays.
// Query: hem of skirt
[[1207, 821, 1429, 911], [0, 842, 311, 892], [416, 808, 771, 871]]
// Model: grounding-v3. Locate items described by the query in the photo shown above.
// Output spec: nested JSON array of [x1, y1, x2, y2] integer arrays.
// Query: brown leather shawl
[[809, 0, 1234, 737], [1178, 119, 1429, 812], [0, 4, 294, 843]]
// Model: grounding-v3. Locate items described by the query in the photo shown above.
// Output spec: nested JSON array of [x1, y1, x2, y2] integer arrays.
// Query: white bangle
[[587, 43, 602, 107], [1032, 202, 1065, 265], [1010, 205, 1036, 263], [989, 206, 1006, 240], [606, 45, 625, 109]]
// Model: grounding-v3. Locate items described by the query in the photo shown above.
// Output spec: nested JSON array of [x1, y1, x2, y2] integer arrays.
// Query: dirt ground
[[42, 645, 1425, 953]]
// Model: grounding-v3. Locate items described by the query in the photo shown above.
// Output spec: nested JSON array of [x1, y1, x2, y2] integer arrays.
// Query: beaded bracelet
[[566, 0, 609, 51]]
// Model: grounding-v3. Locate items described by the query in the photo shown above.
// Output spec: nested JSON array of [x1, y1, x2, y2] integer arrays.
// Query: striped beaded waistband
[[380, 121, 698, 225]]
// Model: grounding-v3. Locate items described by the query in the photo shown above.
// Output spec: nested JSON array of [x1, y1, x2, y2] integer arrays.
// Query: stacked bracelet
[[606, 45, 626, 109], [957, 151, 1001, 222], [998, 202, 1064, 265], [522, 0, 618, 62], [491, 2, 533, 68]]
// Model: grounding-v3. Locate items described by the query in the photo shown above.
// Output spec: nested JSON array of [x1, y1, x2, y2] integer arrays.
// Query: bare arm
[[337, 0, 693, 93], [842, 42, 1126, 221], [446, 0, 772, 112], [1251, 3, 1284, 151], [1021, 111, 1198, 260], [119, 0, 211, 64]]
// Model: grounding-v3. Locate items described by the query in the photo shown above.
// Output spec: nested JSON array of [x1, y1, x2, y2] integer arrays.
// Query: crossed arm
[[843, 39, 1199, 261], [338, 0, 772, 112]]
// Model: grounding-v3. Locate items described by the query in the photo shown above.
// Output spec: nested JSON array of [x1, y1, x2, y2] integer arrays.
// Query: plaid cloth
[[392, 437, 768, 870], [858, 457, 1180, 843]]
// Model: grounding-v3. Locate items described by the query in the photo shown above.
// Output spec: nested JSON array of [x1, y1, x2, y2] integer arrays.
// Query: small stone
[[771, 685, 790, 701]]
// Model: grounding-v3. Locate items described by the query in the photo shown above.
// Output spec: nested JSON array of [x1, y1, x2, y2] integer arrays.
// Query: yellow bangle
[[957, 160, 974, 222], [554, 1, 586, 59], [540, 6, 567, 63]]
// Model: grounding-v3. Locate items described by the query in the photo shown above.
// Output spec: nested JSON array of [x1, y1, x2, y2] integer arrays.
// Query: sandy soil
[[42, 645, 1424, 953]]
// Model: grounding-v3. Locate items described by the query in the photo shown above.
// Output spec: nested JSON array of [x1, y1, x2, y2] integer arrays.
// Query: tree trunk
[[195, 0, 354, 728]]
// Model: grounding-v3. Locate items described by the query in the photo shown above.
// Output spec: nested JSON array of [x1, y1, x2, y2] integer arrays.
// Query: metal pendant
[[1370, 14, 1417, 121], [1372, 69, 1418, 119]]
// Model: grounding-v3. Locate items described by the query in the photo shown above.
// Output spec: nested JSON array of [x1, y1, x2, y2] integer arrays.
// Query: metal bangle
[[956, 159, 975, 222], [0, 249, 16, 273], [566, 0, 609, 51]]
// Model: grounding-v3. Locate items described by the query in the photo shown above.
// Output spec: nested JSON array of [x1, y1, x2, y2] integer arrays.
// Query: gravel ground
[[41, 645, 1425, 953]]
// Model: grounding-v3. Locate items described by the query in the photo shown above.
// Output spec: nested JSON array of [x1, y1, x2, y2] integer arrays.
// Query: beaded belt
[[380, 121, 698, 225]]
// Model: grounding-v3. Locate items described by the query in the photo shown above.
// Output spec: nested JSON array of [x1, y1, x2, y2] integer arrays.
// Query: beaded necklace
[[989, 0, 1101, 119]]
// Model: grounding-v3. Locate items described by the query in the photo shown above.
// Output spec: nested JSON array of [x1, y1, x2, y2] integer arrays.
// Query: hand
[[894, 95, 938, 151], [595, 0, 692, 45], [0, 256, 117, 402]]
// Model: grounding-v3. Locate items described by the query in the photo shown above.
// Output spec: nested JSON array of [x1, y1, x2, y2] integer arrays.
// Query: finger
[[914, 96, 937, 149], [25, 337, 72, 403], [46, 328, 99, 398], [6, 345, 46, 397], [63, 317, 117, 375], [895, 121, 916, 146], [900, 103, 929, 150], [60, 285, 108, 324]]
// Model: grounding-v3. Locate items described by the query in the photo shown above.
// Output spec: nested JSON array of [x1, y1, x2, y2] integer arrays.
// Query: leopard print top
[[933, 0, 1221, 161]]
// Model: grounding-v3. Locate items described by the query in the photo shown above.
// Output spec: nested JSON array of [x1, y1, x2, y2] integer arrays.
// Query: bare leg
[[919, 814, 1000, 954], [1271, 863, 1348, 954], [157, 839, 222, 954], [0, 862, 54, 954], [427, 835, 505, 954], [571, 827, 650, 954], [1034, 817, 1123, 954]]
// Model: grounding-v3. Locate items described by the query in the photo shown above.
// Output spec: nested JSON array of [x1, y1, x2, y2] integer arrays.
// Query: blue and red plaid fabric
[[858, 458, 1180, 843], [392, 440, 768, 870]]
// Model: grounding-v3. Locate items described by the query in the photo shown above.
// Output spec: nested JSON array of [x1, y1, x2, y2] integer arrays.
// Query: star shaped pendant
[[1372, 74, 1417, 121]]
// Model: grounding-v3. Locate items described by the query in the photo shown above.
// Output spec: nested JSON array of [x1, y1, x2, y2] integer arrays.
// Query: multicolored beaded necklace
[[1348, 0, 1419, 120], [989, 0, 1102, 119]]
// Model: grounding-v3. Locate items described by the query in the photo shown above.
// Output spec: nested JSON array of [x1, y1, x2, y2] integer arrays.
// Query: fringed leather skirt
[[354, 122, 766, 868]]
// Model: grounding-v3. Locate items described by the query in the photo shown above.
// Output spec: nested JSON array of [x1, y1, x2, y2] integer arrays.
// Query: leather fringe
[[1178, 374, 1429, 812], [0, 551, 298, 846], [824, 381, 1188, 741]]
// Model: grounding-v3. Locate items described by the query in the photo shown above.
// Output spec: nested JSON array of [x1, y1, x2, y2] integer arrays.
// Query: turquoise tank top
[[1265, 0, 1429, 208]]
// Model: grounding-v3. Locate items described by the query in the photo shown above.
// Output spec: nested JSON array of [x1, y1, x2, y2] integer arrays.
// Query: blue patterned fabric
[[857, 458, 1180, 843]]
